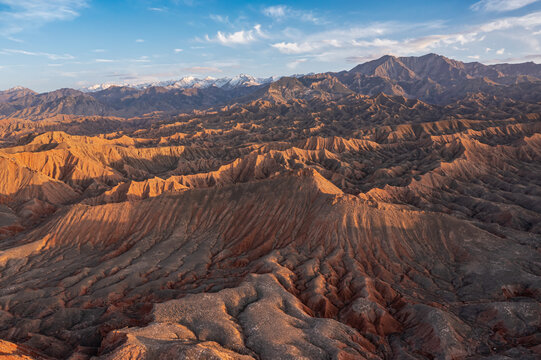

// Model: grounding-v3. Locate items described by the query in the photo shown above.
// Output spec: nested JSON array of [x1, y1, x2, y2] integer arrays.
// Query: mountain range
[[81, 74, 280, 92], [0, 54, 540, 359], [2, 53, 541, 121]]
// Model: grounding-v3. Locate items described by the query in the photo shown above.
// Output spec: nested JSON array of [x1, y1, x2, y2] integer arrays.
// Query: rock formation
[[0, 54, 540, 359]]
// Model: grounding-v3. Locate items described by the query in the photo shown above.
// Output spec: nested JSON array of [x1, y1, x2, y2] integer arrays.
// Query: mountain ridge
[[2, 53, 541, 120], [80, 74, 280, 92]]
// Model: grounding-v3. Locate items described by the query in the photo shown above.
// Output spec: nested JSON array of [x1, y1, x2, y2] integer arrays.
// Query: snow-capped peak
[[85, 84, 120, 92], [82, 74, 279, 92], [3, 86, 33, 92]]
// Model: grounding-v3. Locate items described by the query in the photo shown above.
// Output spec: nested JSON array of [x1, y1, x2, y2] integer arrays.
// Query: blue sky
[[1, 0, 541, 92]]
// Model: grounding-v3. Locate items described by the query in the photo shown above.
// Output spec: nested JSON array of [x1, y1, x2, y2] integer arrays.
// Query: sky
[[1, 0, 541, 92]]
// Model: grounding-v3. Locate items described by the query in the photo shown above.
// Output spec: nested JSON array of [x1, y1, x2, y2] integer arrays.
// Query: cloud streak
[[149, 7, 167, 12], [269, 11, 541, 63], [1, 48, 75, 60], [471, 0, 540, 12], [0, 0, 88, 36], [287, 58, 307, 69], [205, 25, 265, 46], [263, 5, 321, 24]]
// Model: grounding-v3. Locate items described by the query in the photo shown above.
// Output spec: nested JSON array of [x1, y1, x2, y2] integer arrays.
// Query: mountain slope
[[0, 54, 540, 359], [1, 54, 541, 120]]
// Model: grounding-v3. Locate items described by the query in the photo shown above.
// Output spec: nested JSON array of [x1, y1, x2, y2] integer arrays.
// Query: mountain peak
[[82, 74, 279, 92], [7, 86, 31, 91], [0, 86, 37, 103], [1, 86, 36, 94], [349, 55, 417, 81]]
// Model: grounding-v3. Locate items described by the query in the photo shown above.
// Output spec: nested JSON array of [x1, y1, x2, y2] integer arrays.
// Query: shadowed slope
[[0, 171, 539, 359]]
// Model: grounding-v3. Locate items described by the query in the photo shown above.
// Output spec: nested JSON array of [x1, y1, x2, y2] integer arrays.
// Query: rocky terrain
[[0, 54, 540, 359], [1, 53, 541, 121]]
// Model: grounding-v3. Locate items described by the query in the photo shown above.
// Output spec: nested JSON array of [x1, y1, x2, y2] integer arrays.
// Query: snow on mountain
[[84, 84, 120, 92], [82, 74, 281, 92]]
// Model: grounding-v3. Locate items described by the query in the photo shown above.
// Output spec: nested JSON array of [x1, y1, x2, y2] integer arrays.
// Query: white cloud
[[205, 25, 265, 46], [271, 23, 467, 57], [2, 48, 75, 60], [496, 48, 505, 54], [287, 58, 307, 69], [264, 5, 287, 18], [149, 7, 167, 12], [0, 0, 88, 36], [174, 48, 183, 53], [95, 57, 151, 64], [136, 39, 145, 43], [263, 5, 321, 24], [351, 38, 400, 47], [471, 0, 539, 12], [479, 11, 541, 32], [269, 11, 541, 63], [133, 56, 150, 63], [271, 25, 394, 54], [209, 14, 230, 24], [401, 32, 482, 52], [272, 42, 317, 54]]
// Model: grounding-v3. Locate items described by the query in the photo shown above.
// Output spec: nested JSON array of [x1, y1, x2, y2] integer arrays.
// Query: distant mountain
[[0, 88, 111, 120], [336, 53, 541, 103], [89, 83, 266, 117], [1, 53, 541, 120], [347, 53, 541, 82], [82, 74, 280, 92], [244, 73, 354, 104], [0, 87, 37, 103]]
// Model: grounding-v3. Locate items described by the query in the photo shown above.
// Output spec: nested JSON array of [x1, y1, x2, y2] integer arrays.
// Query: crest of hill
[[1, 53, 541, 119], [0, 87, 37, 103]]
